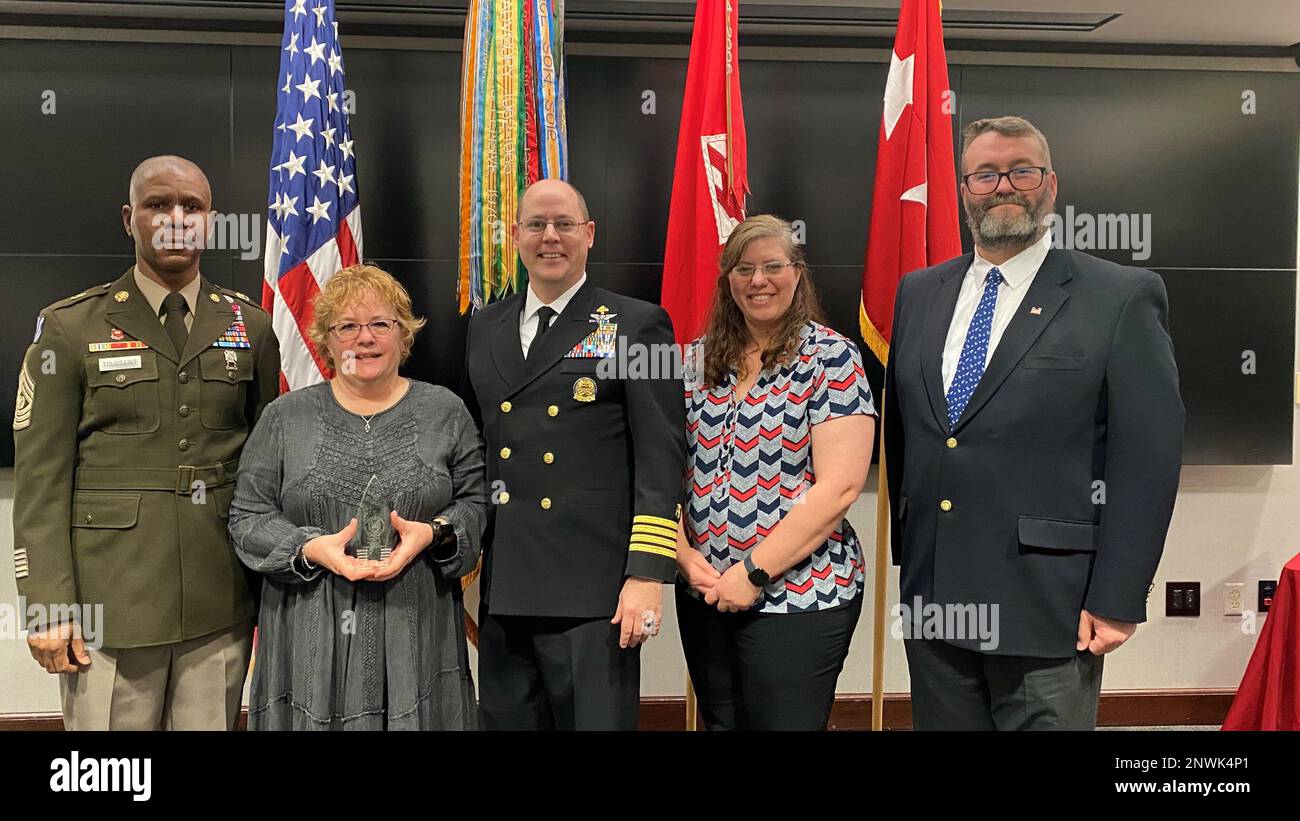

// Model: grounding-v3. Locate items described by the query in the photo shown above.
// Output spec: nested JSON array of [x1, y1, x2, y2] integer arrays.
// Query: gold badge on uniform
[[113, 291, 130, 303], [573, 376, 597, 402], [210, 293, 222, 303]]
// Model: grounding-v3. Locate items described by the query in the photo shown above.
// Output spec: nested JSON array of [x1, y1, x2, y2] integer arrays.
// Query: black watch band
[[428, 517, 458, 562], [743, 555, 770, 588]]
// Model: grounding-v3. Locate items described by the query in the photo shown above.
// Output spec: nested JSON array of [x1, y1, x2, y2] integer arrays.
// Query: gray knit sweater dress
[[229, 380, 487, 730]]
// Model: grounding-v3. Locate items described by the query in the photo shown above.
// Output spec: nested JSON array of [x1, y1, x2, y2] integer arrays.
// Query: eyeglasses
[[329, 319, 399, 341], [731, 260, 799, 278], [519, 218, 590, 235], [961, 166, 1047, 195]]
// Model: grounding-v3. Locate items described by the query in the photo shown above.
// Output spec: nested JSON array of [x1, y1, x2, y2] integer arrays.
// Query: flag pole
[[685, 676, 698, 730], [871, 387, 889, 731], [723, 0, 734, 190]]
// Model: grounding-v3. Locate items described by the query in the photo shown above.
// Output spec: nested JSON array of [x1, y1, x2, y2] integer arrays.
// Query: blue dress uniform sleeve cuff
[[625, 514, 678, 583]]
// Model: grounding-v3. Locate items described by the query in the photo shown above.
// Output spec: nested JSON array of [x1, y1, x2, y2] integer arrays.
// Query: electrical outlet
[[1223, 582, 1244, 615], [1166, 581, 1200, 617], [1259, 580, 1278, 613]]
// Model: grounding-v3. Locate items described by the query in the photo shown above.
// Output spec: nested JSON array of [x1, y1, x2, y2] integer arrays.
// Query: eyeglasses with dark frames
[[961, 166, 1048, 195]]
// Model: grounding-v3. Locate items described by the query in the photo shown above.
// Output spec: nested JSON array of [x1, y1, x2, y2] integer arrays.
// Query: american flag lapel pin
[[1029, 306, 1043, 315]]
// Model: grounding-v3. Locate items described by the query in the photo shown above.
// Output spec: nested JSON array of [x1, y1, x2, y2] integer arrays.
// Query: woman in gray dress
[[229, 264, 487, 730]]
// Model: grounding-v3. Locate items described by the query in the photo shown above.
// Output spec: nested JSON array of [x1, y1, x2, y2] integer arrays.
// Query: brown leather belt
[[74, 459, 239, 494]]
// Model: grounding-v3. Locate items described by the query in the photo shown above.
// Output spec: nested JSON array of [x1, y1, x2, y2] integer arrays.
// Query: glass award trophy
[[349, 475, 397, 564]]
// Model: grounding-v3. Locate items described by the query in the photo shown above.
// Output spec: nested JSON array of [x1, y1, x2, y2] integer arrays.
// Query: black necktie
[[528, 306, 557, 360], [161, 292, 190, 355]]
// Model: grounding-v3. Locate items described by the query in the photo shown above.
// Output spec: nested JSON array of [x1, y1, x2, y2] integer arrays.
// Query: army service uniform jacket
[[465, 279, 687, 619], [12, 268, 280, 649]]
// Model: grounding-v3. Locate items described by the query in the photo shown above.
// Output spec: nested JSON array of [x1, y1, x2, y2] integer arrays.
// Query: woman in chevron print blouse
[[676, 214, 877, 730]]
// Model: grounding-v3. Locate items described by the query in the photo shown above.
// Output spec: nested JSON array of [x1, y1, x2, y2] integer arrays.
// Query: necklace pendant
[[364, 420, 372, 433]]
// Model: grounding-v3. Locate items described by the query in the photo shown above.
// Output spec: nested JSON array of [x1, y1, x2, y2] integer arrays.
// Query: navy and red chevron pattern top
[[682, 322, 876, 613]]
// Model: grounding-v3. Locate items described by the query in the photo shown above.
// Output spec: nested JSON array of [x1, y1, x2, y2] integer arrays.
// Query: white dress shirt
[[519, 272, 587, 358], [941, 231, 1051, 393]]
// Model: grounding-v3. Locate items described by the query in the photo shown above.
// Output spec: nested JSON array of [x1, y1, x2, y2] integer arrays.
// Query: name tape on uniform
[[98, 355, 143, 372]]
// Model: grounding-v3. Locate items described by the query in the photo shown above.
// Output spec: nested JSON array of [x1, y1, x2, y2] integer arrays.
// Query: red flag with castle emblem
[[661, 0, 749, 345], [860, 0, 961, 364]]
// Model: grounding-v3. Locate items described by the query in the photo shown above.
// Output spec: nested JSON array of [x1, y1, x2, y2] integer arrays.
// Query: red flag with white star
[[661, 0, 749, 345], [860, 0, 961, 364]]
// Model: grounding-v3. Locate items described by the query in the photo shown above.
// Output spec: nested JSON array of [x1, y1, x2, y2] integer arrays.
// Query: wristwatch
[[429, 516, 457, 562], [743, 555, 770, 588]]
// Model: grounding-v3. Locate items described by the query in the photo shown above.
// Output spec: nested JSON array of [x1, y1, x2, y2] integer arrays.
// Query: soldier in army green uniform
[[12, 156, 280, 730]]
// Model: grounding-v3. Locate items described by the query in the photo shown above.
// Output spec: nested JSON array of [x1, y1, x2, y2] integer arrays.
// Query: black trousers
[[676, 584, 863, 730], [478, 611, 640, 731], [904, 638, 1104, 730]]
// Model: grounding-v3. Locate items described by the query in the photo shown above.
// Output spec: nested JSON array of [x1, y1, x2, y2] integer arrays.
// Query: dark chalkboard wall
[[0, 39, 1295, 466]]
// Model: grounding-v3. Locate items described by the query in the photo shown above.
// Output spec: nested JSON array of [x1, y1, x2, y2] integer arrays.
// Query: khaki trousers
[[60, 622, 253, 730]]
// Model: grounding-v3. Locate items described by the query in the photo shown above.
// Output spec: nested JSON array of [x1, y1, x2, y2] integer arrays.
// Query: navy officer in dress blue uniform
[[464, 179, 686, 730]]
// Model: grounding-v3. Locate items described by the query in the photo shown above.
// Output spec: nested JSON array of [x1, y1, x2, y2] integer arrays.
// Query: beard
[[964, 190, 1054, 252]]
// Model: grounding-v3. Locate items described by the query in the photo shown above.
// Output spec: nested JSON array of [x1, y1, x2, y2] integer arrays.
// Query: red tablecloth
[[1222, 552, 1300, 730]]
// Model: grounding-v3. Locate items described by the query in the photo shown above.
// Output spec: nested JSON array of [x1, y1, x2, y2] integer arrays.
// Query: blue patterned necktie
[[945, 267, 1004, 429]]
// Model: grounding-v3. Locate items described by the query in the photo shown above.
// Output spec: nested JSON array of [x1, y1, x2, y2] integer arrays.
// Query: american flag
[[263, 0, 363, 391]]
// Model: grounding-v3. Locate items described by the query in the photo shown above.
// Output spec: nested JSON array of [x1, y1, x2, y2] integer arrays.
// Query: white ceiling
[[745, 0, 1300, 46]]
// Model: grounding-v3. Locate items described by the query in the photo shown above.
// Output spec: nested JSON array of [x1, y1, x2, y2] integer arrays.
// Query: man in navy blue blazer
[[883, 116, 1184, 730]]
